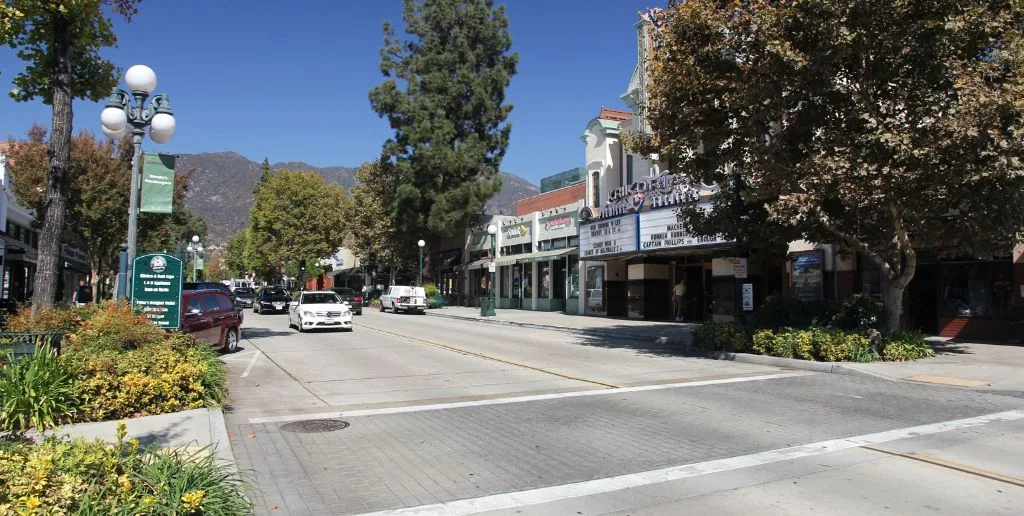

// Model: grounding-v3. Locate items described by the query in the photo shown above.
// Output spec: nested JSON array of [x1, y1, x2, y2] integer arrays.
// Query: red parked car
[[181, 290, 242, 352]]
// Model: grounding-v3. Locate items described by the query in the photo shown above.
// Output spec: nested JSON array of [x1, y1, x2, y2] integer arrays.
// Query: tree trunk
[[31, 16, 74, 313], [882, 250, 917, 333], [389, 266, 397, 286]]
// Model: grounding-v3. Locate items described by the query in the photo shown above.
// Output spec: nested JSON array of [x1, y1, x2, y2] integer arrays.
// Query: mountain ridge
[[174, 151, 539, 244]]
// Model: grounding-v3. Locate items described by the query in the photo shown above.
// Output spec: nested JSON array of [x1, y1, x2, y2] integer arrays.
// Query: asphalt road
[[222, 310, 1024, 516]]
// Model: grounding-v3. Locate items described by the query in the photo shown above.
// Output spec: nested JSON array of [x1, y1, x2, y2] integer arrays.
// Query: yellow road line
[[356, 323, 622, 389], [862, 445, 1024, 488]]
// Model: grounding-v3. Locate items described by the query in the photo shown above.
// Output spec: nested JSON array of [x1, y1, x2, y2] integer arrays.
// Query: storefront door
[[585, 264, 606, 315], [675, 265, 707, 322]]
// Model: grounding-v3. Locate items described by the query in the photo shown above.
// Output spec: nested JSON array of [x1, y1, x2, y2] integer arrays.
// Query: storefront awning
[[495, 248, 577, 266], [457, 258, 491, 271]]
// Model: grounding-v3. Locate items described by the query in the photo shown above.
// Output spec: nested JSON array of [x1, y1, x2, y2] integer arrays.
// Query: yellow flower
[[142, 496, 156, 505], [24, 496, 41, 510], [181, 490, 205, 512]]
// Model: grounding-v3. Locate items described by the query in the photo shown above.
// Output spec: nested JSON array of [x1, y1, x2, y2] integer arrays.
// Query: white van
[[380, 286, 427, 314]]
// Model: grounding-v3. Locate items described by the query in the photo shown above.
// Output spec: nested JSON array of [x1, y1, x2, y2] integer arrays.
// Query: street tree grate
[[280, 419, 350, 433]]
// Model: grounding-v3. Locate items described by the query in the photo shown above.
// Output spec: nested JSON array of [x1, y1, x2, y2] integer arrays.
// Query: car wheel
[[297, 318, 304, 333], [224, 328, 240, 353], [379, 303, 385, 312]]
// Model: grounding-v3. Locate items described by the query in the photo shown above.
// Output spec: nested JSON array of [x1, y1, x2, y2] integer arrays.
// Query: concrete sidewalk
[[427, 307, 1024, 394], [426, 305, 696, 344], [47, 408, 235, 464], [842, 339, 1024, 395]]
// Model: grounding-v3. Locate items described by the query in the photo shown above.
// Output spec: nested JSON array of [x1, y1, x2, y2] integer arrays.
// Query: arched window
[[591, 171, 600, 208]]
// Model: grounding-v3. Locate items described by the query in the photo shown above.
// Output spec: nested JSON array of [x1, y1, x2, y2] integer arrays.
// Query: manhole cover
[[280, 419, 350, 433]]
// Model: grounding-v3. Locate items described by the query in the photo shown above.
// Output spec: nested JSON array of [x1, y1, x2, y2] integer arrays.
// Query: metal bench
[[0, 331, 66, 360]]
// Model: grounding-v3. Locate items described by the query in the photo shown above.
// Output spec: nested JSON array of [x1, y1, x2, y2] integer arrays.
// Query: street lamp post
[[417, 239, 426, 287], [481, 224, 497, 317], [186, 235, 202, 282], [100, 65, 176, 294]]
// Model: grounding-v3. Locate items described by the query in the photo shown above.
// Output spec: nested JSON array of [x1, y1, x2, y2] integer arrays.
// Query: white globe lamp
[[124, 65, 157, 94], [100, 107, 127, 132], [487, 224, 497, 235], [101, 125, 125, 140], [417, 239, 425, 248]]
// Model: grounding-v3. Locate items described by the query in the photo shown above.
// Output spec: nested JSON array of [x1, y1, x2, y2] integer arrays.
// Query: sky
[[0, 0, 655, 185]]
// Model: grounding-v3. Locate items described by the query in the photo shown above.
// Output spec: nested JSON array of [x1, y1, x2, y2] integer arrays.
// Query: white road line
[[241, 350, 262, 378], [247, 372, 809, 423], [355, 409, 1024, 516]]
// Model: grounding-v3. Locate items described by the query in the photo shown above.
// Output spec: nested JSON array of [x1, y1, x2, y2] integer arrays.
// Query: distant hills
[[174, 152, 539, 244]]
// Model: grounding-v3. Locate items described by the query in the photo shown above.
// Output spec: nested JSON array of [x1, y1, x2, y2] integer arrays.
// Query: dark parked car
[[255, 286, 292, 314], [181, 290, 242, 352], [233, 287, 256, 308], [183, 282, 235, 303], [329, 287, 363, 315]]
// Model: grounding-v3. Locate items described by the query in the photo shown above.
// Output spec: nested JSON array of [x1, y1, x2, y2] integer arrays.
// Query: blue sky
[[0, 1, 654, 185]]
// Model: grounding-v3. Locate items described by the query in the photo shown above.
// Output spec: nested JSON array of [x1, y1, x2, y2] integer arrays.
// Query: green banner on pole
[[140, 153, 176, 213], [131, 253, 183, 330]]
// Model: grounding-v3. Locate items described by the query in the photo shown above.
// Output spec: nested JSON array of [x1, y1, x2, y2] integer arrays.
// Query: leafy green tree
[[254, 157, 273, 196], [345, 159, 417, 284], [7, 127, 132, 300], [248, 170, 346, 281], [369, 0, 518, 237], [633, 0, 1024, 331], [223, 230, 249, 277], [2, 0, 143, 309]]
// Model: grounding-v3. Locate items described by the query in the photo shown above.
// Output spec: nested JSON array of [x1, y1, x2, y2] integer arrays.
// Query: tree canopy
[[369, 0, 518, 236], [344, 159, 417, 283], [247, 170, 347, 276], [633, 0, 1024, 331]]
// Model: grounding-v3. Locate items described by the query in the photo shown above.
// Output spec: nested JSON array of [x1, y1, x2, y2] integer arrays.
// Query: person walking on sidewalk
[[72, 280, 93, 307], [672, 279, 686, 322]]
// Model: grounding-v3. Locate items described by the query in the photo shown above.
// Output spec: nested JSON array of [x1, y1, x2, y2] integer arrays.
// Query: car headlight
[[302, 311, 315, 318]]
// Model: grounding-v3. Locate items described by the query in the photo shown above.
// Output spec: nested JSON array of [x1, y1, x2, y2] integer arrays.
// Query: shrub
[[692, 322, 749, 352], [370, 299, 382, 308], [816, 330, 872, 362], [0, 345, 80, 433], [67, 341, 226, 422], [0, 423, 251, 515], [752, 329, 780, 356], [426, 294, 445, 309], [882, 330, 935, 361], [3, 304, 100, 333], [829, 294, 882, 330], [424, 283, 440, 297], [67, 303, 165, 353]]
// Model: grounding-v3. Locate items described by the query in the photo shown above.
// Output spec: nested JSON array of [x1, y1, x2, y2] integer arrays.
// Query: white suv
[[380, 286, 427, 314]]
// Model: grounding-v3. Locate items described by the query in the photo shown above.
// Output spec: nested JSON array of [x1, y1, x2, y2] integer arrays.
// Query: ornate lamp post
[[100, 65, 176, 293], [481, 224, 497, 317], [417, 239, 426, 287], [185, 235, 202, 282]]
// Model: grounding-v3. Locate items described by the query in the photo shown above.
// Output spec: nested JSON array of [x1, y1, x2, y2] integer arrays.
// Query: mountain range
[[174, 152, 540, 244]]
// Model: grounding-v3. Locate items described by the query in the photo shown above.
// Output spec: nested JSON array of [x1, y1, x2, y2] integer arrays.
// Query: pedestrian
[[672, 279, 686, 322], [72, 279, 93, 307]]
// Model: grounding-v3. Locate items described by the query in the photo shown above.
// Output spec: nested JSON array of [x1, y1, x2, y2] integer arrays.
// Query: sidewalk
[[427, 308, 1024, 394], [426, 305, 696, 344], [46, 408, 235, 464], [842, 339, 1024, 395]]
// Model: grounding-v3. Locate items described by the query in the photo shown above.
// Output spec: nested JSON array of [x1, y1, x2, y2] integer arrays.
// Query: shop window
[[791, 251, 824, 302], [941, 261, 1014, 318], [585, 264, 604, 312], [523, 265, 533, 299], [568, 236, 579, 247], [567, 259, 579, 298], [539, 262, 551, 298], [858, 255, 884, 301]]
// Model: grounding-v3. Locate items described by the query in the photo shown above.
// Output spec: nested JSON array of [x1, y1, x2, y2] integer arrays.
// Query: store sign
[[502, 216, 532, 246], [742, 283, 754, 311], [543, 215, 572, 232], [131, 253, 183, 330], [140, 153, 176, 214], [539, 204, 579, 240], [638, 206, 731, 251], [600, 171, 700, 219], [580, 214, 638, 259], [734, 258, 748, 279]]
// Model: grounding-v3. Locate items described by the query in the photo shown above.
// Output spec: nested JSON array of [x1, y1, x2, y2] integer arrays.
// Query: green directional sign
[[131, 253, 183, 330]]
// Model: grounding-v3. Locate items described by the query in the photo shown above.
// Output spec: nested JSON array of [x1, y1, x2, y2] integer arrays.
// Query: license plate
[[325, 318, 335, 323], [274, 303, 283, 308]]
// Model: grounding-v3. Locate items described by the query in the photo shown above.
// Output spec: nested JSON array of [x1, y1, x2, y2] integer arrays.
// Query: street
[[221, 311, 1024, 515]]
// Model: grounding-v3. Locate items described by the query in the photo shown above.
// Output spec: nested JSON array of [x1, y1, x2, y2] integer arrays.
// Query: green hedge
[[752, 327, 875, 362], [692, 322, 749, 352]]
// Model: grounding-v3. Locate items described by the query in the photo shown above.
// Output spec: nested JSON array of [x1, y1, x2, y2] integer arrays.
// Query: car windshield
[[235, 288, 254, 295], [334, 288, 355, 295], [303, 293, 341, 304], [263, 288, 286, 296]]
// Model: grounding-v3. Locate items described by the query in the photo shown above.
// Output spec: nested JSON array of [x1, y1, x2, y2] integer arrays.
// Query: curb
[[424, 310, 690, 345], [705, 351, 871, 377], [208, 408, 236, 466]]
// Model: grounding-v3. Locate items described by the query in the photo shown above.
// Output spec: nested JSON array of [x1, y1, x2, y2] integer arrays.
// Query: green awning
[[496, 248, 577, 266]]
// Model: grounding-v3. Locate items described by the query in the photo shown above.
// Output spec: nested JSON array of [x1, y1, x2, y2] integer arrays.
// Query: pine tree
[[369, 0, 518, 237]]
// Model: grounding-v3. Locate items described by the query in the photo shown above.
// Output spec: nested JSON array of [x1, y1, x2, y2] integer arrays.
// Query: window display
[[941, 261, 1013, 318], [568, 259, 579, 298], [791, 251, 824, 302], [585, 265, 605, 313], [539, 263, 550, 298]]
